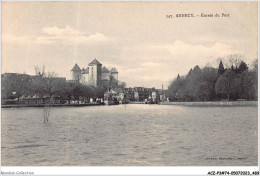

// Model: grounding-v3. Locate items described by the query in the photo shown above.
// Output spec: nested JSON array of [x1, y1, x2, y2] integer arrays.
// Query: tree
[[237, 61, 248, 73], [184, 65, 202, 101], [231, 65, 234, 71], [1, 74, 30, 103], [72, 84, 84, 103], [227, 54, 244, 68], [187, 69, 193, 77], [177, 74, 180, 80], [218, 61, 225, 75], [215, 69, 236, 101], [96, 86, 105, 98], [32, 66, 66, 122], [118, 81, 127, 88], [168, 56, 257, 102], [241, 71, 257, 100], [197, 82, 213, 101], [168, 75, 183, 101], [198, 67, 218, 101], [32, 72, 66, 103], [60, 82, 74, 104], [168, 65, 218, 101]]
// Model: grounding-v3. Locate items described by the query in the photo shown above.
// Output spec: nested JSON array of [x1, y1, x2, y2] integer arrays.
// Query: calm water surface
[[1, 104, 258, 166]]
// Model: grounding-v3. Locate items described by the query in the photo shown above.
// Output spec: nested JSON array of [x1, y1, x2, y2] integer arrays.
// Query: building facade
[[70, 59, 118, 87]]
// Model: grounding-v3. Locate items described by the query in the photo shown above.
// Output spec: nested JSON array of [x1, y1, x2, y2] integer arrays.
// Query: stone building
[[70, 59, 118, 87], [124, 87, 160, 102]]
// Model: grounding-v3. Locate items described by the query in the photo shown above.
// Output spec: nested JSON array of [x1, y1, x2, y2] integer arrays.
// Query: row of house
[[2, 92, 64, 105], [2, 72, 166, 105], [17, 94, 62, 105], [104, 87, 166, 103]]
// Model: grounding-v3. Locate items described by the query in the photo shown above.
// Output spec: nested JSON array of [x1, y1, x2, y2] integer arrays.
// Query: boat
[[146, 98, 158, 104], [104, 97, 119, 105], [120, 99, 130, 104]]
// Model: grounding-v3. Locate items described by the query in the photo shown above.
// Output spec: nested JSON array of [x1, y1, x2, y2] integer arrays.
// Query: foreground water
[[1, 104, 258, 166]]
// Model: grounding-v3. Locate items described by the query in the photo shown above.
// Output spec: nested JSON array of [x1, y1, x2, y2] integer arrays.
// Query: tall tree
[[215, 69, 236, 101], [218, 61, 225, 75], [198, 67, 218, 101], [237, 61, 248, 73], [177, 74, 180, 80], [1, 74, 30, 103]]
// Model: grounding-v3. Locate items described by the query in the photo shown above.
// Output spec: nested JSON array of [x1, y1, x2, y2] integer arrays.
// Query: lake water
[[1, 104, 258, 166]]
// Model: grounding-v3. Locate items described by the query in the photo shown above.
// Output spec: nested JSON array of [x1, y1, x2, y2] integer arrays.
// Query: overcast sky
[[2, 2, 258, 89]]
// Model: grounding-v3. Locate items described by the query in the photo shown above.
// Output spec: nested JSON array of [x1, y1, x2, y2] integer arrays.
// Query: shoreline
[[1, 101, 258, 108], [1, 103, 104, 108], [159, 101, 258, 107]]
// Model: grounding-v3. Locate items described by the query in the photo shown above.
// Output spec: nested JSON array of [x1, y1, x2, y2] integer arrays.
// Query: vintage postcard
[[1, 1, 258, 175]]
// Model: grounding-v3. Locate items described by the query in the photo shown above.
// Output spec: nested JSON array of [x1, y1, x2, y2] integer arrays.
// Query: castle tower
[[81, 67, 89, 85], [88, 59, 102, 87], [71, 63, 81, 82], [110, 67, 118, 87], [101, 66, 110, 88]]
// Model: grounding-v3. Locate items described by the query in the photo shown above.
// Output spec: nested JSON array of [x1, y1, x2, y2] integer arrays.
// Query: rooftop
[[71, 63, 81, 71], [82, 67, 89, 74], [102, 66, 110, 73], [110, 67, 118, 73], [89, 59, 102, 66]]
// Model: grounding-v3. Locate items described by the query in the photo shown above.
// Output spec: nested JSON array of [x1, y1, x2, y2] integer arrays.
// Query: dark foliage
[[218, 61, 225, 75], [167, 59, 257, 101], [2, 73, 106, 104]]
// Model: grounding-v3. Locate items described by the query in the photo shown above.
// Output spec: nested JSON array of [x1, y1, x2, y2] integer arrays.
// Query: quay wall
[[1, 103, 104, 108], [159, 101, 258, 107]]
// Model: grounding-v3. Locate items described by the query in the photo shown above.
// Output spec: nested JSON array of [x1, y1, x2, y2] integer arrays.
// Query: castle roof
[[110, 67, 118, 73], [82, 67, 89, 74], [101, 66, 110, 73], [71, 63, 81, 71], [89, 59, 102, 66]]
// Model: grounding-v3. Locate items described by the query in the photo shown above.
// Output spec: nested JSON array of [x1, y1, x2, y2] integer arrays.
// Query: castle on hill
[[70, 59, 118, 87]]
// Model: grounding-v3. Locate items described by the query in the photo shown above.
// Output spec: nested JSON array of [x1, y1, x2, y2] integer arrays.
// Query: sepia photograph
[[1, 1, 258, 175]]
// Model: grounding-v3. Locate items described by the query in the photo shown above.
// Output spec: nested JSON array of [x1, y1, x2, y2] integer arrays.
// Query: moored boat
[[104, 97, 119, 105]]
